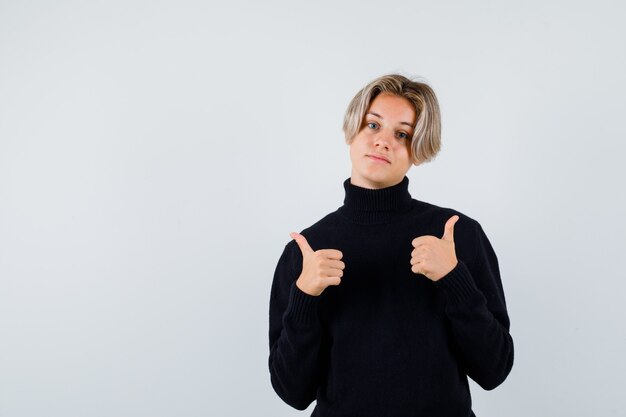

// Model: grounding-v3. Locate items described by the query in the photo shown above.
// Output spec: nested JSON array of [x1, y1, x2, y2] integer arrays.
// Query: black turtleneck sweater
[[268, 176, 514, 417]]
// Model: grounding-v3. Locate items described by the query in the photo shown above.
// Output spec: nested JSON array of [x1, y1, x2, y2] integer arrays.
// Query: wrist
[[296, 276, 322, 297]]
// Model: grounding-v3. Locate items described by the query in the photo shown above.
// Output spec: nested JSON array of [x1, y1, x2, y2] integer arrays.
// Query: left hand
[[410, 215, 459, 281]]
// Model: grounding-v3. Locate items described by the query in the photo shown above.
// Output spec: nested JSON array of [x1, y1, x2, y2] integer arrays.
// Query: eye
[[396, 131, 409, 140], [367, 122, 379, 129]]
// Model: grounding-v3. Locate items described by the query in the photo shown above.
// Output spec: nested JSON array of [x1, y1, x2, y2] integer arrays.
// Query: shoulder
[[281, 209, 343, 259], [295, 209, 343, 239], [412, 198, 482, 232], [410, 199, 487, 266]]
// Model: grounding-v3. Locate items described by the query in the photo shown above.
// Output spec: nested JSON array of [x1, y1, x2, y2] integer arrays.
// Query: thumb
[[290, 232, 314, 255], [442, 215, 459, 241]]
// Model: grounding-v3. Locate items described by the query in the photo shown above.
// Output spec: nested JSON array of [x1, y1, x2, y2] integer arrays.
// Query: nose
[[374, 129, 393, 149]]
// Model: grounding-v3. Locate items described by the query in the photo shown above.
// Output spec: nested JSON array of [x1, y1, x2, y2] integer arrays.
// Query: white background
[[1, 1, 625, 416]]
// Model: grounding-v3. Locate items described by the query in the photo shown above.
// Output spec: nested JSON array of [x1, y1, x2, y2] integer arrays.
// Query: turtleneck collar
[[338, 176, 414, 224]]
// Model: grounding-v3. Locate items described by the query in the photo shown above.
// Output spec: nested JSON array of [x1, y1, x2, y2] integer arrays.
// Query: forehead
[[368, 93, 416, 125]]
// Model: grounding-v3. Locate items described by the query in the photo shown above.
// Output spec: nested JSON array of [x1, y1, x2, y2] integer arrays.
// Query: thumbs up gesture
[[290, 232, 345, 296], [410, 215, 460, 281]]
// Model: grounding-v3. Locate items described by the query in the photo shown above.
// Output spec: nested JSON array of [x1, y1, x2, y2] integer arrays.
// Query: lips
[[368, 154, 390, 163]]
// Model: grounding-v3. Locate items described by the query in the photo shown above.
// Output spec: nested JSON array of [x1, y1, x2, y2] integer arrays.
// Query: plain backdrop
[[1, 0, 625, 416]]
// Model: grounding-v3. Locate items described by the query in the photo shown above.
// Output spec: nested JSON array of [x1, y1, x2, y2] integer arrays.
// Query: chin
[[352, 166, 401, 186], [362, 175, 400, 189]]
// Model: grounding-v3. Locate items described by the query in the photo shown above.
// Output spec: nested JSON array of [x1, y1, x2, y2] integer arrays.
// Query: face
[[349, 92, 416, 189]]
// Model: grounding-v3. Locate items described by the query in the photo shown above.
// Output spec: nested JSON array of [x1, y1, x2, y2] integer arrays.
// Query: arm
[[434, 223, 514, 390], [268, 242, 324, 410]]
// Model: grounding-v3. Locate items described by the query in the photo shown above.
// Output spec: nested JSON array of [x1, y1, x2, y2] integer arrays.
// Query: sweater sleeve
[[268, 242, 324, 410], [434, 223, 514, 390]]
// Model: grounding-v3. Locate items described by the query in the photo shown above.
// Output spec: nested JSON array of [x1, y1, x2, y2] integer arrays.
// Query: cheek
[[396, 140, 410, 155], [348, 142, 360, 162], [396, 143, 413, 167], [403, 140, 413, 158], [350, 135, 366, 153]]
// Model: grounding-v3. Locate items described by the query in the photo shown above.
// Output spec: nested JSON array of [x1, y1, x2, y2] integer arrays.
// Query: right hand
[[290, 232, 345, 296]]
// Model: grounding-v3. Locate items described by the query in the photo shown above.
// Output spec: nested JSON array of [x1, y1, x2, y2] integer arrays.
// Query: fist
[[290, 232, 345, 296], [410, 215, 459, 281]]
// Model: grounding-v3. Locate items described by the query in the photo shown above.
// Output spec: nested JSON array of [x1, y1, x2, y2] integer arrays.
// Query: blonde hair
[[342, 74, 442, 165]]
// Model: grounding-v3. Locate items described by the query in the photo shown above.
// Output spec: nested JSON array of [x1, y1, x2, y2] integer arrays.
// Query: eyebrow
[[367, 112, 414, 128]]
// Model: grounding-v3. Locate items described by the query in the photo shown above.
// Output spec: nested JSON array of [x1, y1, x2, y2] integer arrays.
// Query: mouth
[[367, 154, 391, 163]]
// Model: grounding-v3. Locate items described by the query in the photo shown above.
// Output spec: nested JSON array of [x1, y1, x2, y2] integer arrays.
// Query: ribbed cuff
[[284, 282, 320, 326], [434, 260, 480, 304]]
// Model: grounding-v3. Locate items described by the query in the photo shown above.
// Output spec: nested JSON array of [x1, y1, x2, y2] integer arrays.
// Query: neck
[[338, 176, 413, 224]]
